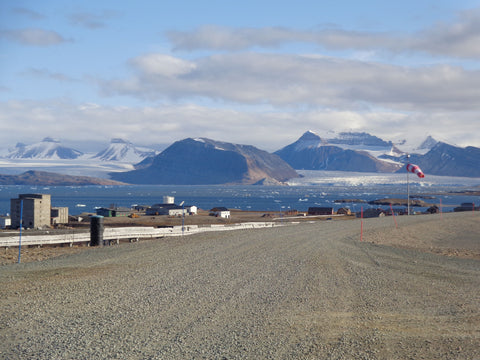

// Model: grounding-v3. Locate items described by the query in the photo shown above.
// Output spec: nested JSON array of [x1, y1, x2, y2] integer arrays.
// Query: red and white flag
[[406, 163, 425, 178]]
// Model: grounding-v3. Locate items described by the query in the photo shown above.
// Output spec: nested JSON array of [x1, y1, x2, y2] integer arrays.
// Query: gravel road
[[1, 213, 479, 359]]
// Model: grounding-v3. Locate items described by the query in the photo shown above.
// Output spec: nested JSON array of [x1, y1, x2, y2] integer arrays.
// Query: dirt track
[[1, 212, 479, 359]]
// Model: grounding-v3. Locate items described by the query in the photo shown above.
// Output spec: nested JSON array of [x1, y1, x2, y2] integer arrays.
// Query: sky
[[1, 0, 479, 152]]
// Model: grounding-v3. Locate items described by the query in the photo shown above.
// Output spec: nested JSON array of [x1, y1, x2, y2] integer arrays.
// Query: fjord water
[[0, 171, 479, 216]]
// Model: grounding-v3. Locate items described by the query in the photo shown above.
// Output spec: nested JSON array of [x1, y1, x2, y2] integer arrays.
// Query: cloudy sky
[[1, 0, 479, 152]]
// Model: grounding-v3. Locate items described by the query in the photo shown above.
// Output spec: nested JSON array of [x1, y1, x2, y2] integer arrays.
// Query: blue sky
[[1, 0, 479, 152]]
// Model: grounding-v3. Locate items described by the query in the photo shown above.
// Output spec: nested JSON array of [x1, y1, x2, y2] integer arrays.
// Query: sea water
[[0, 171, 479, 216]]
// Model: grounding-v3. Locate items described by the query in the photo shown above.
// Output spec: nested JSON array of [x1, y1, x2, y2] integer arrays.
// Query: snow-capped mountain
[[325, 131, 403, 158], [92, 139, 158, 162], [289, 130, 328, 151], [327, 131, 393, 147], [294, 131, 480, 178], [387, 135, 439, 156], [397, 142, 480, 177], [275, 131, 402, 172], [5, 138, 83, 159], [416, 136, 438, 151], [1, 132, 478, 182]]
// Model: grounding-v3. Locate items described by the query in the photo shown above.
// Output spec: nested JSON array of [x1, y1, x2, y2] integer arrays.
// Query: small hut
[[308, 207, 334, 215], [337, 207, 351, 215]]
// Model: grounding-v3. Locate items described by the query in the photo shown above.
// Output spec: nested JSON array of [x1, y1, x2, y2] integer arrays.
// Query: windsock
[[406, 163, 425, 178]]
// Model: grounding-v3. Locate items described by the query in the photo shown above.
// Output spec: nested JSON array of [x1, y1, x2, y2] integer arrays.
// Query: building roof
[[17, 193, 50, 199], [97, 207, 131, 212], [151, 203, 183, 210], [210, 207, 229, 212]]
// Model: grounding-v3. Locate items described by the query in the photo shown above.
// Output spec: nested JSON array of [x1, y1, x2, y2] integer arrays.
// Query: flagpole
[[407, 154, 410, 216], [407, 170, 410, 215]]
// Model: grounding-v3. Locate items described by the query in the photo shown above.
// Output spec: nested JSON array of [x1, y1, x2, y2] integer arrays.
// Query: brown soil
[[361, 212, 480, 260]]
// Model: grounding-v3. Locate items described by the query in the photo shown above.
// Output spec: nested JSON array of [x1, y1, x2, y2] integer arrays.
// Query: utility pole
[[180, 201, 185, 236]]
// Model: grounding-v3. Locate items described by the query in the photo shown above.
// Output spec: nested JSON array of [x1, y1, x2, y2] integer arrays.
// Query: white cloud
[[168, 25, 306, 51], [102, 52, 480, 112], [411, 8, 480, 59], [0, 28, 71, 46], [130, 54, 197, 77], [166, 8, 480, 59]]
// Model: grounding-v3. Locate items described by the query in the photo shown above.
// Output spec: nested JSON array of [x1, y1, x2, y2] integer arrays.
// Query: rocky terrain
[[1, 212, 479, 359], [0, 170, 125, 185]]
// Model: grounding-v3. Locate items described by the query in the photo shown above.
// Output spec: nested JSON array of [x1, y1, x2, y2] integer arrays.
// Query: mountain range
[[397, 142, 480, 178], [92, 138, 158, 162], [276, 131, 480, 178], [3, 137, 157, 163], [0, 131, 479, 184], [274, 131, 401, 173], [6, 137, 84, 160]]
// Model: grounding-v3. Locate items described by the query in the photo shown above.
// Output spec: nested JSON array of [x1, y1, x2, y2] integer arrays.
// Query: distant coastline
[[0, 170, 125, 186]]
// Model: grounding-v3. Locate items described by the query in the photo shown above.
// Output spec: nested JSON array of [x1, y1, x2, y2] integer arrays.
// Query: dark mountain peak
[[112, 137, 298, 185], [299, 130, 322, 142], [431, 141, 451, 150]]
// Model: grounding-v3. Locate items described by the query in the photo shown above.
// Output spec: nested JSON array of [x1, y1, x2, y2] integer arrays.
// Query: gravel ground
[[0, 212, 479, 359]]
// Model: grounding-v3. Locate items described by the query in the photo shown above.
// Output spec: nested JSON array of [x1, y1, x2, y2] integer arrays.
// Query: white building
[[163, 196, 175, 204], [0, 216, 11, 229], [186, 205, 197, 215], [210, 207, 231, 219]]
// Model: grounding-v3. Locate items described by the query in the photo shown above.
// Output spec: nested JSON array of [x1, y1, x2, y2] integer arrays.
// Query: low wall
[[0, 222, 284, 248]]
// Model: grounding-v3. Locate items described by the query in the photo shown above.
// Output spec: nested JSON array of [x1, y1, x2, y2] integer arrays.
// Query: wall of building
[[168, 209, 184, 217], [10, 194, 51, 229], [51, 207, 69, 224], [0, 217, 11, 229], [163, 196, 175, 204]]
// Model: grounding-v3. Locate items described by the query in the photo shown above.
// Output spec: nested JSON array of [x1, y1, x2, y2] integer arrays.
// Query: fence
[[0, 222, 285, 248]]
